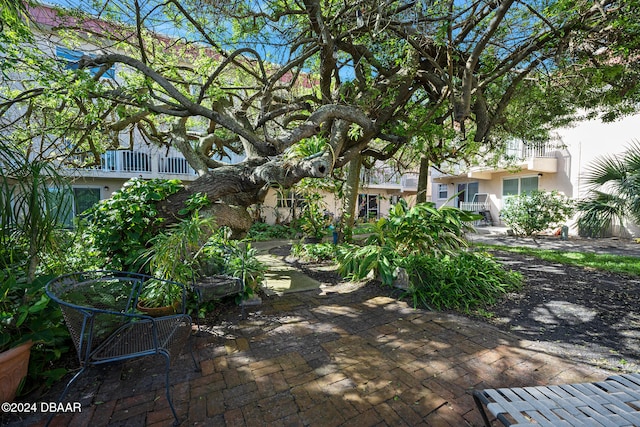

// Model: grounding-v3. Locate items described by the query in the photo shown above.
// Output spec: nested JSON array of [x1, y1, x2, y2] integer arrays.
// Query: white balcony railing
[[158, 157, 195, 175], [505, 141, 557, 160], [460, 201, 489, 212], [361, 169, 419, 190], [361, 169, 400, 186], [101, 150, 150, 173], [59, 150, 197, 177]]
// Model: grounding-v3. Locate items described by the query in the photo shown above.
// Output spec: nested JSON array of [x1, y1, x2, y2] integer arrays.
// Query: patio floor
[[5, 277, 613, 426]]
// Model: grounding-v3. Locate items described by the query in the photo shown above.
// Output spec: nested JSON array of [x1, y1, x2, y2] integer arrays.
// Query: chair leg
[[188, 335, 200, 372], [160, 351, 181, 426], [45, 366, 87, 427], [472, 390, 493, 427]]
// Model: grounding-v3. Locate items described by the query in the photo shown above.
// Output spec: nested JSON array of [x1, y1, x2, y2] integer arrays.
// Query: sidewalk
[[470, 226, 640, 257], [2, 238, 625, 427]]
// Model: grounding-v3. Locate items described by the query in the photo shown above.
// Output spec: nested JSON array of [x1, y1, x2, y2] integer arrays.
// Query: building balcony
[[433, 141, 560, 182], [61, 150, 198, 180], [361, 169, 419, 193]]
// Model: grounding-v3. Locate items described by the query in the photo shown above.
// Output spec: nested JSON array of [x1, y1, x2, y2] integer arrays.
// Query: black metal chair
[[45, 270, 199, 426]]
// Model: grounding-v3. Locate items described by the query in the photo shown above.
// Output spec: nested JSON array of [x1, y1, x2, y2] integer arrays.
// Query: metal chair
[[45, 270, 199, 426]]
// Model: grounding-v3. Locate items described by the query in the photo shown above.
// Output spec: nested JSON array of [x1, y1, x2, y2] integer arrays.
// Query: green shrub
[[401, 251, 522, 311], [1, 270, 70, 396], [198, 230, 267, 294], [332, 201, 520, 312], [335, 201, 481, 285], [383, 201, 479, 257], [291, 242, 338, 262], [80, 178, 183, 271], [138, 212, 217, 285], [298, 192, 331, 239], [501, 190, 574, 236], [336, 242, 397, 284], [247, 222, 299, 240]]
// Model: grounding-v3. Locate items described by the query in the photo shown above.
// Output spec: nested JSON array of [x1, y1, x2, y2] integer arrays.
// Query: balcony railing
[[102, 150, 150, 173], [158, 157, 195, 175], [505, 141, 558, 160], [460, 201, 490, 212], [58, 150, 197, 177], [361, 169, 419, 190], [361, 169, 399, 186], [401, 173, 419, 189]]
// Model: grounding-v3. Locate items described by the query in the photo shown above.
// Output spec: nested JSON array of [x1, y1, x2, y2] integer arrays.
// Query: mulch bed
[[476, 250, 640, 372]]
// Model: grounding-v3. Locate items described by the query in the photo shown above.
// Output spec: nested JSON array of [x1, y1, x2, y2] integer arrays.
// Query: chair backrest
[[46, 271, 144, 362], [46, 271, 186, 364]]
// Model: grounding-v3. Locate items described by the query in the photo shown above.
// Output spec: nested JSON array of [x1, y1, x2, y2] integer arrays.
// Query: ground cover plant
[[290, 242, 337, 262], [247, 222, 300, 241]]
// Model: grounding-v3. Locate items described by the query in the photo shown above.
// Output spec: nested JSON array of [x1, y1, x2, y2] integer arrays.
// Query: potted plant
[[136, 278, 184, 317], [137, 211, 216, 314], [0, 273, 33, 403], [225, 242, 267, 293], [0, 271, 67, 402]]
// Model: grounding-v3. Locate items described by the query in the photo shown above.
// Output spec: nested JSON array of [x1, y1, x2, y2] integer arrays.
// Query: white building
[[431, 114, 640, 237]]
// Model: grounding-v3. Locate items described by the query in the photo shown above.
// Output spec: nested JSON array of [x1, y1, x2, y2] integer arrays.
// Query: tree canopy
[[1, 0, 639, 232]]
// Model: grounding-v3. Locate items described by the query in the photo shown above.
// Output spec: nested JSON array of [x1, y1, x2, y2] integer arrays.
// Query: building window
[[276, 189, 302, 208], [437, 184, 448, 199], [53, 187, 102, 227], [503, 176, 539, 197], [74, 188, 101, 217], [456, 181, 479, 206], [56, 46, 115, 79], [358, 194, 378, 220]]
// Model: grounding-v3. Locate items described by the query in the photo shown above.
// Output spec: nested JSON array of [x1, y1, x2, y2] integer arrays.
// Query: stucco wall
[[555, 114, 640, 237]]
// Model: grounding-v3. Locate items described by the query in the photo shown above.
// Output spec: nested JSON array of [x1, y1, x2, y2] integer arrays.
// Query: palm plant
[[0, 141, 72, 280], [0, 142, 72, 394], [577, 141, 640, 237]]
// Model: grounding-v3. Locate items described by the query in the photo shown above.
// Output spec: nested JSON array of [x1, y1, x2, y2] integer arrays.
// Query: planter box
[[0, 340, 32, 403], [193, 275, 243, 303]]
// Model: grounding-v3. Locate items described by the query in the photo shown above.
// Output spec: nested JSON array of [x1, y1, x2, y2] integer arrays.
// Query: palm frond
[[576, 191, 625, 237], [622, 140, 640, 172], [581, 155, 626, 188]]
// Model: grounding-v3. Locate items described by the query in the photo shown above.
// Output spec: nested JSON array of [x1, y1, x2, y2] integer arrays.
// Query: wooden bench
[[46, 271, 199, 426], [473, 373, 640, 426]]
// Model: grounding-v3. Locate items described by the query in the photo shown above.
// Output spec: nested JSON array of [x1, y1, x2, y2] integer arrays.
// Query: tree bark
[[157, 154, 333, 233], [417, 156, 430, 204], [343, 155, 362, 231]]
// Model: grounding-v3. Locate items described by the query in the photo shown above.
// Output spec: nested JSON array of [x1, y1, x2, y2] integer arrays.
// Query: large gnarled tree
[[1, 0, 638, 234]]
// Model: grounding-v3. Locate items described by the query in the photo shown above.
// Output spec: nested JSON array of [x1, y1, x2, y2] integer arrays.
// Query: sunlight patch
[[531, 300, 597, 325]]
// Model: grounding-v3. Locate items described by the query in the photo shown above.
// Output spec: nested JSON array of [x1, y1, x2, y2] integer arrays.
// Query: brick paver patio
[[5, 279, 612, 427]]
